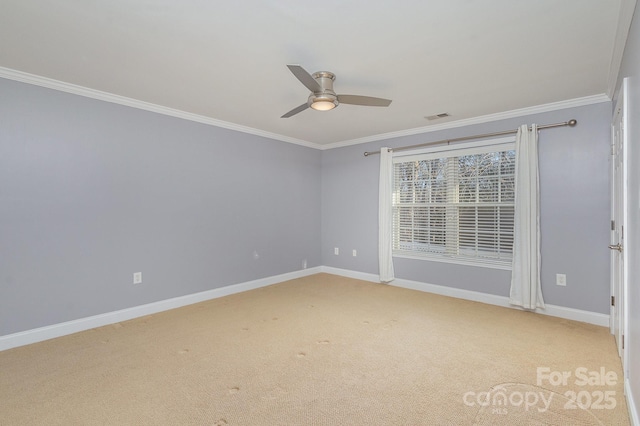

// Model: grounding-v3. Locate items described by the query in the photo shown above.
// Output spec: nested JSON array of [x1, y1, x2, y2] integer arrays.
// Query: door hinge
[[622, 335, 625, 349], [611, 220, 615, 231], [611, 296, 615, 306]]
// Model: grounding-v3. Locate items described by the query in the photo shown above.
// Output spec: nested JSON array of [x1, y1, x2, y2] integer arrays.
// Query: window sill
[[392, 252, 512, 271]]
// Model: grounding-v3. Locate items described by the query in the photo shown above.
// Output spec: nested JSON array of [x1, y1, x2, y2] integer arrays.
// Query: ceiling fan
[[281, 64, 392, 118]]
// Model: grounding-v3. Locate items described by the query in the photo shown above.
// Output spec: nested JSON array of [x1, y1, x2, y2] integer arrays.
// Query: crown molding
[[0, 67, 322, 150], [1, 66, 611, 152], [320, 94, 612, 150]]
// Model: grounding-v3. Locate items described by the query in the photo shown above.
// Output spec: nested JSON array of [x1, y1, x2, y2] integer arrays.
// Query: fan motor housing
[[308, 71, 338, 109]]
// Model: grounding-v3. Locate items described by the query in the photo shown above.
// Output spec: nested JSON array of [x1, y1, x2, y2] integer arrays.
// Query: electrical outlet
[[352, 249, 357, 257], [556, 274, 566, 286], [302, 259, 307, 269], [334, 247, 339, 255], [133, 272, 142, 285]]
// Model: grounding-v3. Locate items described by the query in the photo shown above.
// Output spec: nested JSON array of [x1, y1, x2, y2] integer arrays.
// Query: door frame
[[610, 77, 629, 373]]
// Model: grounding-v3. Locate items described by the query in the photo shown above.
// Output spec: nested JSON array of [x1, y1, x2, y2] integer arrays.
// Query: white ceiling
[[0, 1, 626, 148]]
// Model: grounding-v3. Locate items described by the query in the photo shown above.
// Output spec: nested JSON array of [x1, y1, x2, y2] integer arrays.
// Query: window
[[392, 139, 515, 269]]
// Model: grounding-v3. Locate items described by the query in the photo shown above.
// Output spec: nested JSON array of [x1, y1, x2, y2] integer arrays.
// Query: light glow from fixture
[[309, 94, 338, 111], [310, 100, 336, 111]]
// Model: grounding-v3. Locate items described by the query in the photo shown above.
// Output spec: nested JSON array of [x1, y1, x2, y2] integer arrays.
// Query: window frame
[[391, 137, 516, 270]]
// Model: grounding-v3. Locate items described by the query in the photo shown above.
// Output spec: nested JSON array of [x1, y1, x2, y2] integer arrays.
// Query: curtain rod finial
[[568, 119, 577, 127]]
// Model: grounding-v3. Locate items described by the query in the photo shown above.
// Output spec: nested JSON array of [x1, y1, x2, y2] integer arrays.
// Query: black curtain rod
[[363, 119, 577, 157]]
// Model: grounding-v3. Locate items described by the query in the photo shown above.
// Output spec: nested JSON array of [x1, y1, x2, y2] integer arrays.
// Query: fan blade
[[337, 94, 392, 107], [281, 103, 309, 118], [287, 64, 322, 93]]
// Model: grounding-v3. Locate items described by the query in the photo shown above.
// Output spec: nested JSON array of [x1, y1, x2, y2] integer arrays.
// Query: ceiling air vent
[[425, 113, 450, 121]]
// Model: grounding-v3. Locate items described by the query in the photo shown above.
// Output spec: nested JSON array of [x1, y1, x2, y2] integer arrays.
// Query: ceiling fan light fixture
[[281, 65, 391, 118], [309, 93, 338, 111], [310, 100, 337, 111]]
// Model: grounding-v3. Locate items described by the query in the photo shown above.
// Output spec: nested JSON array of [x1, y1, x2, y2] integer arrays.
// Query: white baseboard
[[0, 267, 322, 352], [628, 378, 640, 426], [0, 266, 610, 351], [320, 266, 610, 327]]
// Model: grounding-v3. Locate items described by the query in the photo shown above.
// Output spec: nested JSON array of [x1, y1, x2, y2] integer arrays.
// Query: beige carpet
[[0, 273, 630, 425]]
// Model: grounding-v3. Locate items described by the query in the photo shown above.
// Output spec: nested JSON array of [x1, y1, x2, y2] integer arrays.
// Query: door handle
[[608, 243, 623, 252]]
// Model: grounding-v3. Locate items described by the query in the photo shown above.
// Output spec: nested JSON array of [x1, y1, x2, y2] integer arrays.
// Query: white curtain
[[378, 147, 395, 282], [510, 124, 545, 309]]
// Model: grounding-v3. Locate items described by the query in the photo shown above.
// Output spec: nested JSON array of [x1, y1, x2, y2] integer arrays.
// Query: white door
[[610, 79, 628, 365]]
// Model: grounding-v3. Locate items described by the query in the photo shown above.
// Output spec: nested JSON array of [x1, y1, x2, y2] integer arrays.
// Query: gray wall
[[615, 2, 640, 420], [0, 75, 614, 338], [321, 102, 612, 314], [0, 78, 322, 336]]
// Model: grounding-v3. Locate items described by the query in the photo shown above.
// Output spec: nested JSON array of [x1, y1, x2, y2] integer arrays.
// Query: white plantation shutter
[[392, 140, 515, 269]]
